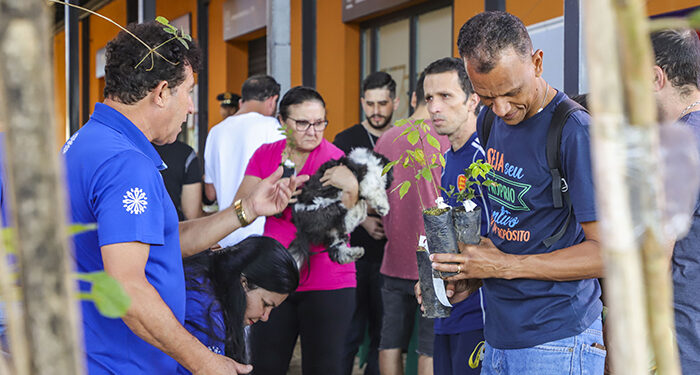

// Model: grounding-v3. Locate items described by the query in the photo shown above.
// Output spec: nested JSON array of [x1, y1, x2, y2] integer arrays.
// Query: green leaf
[[421, 168, 432, 182], [382, 160, 400, 175], [414, 149, 425, 165], [426, 134, 441, 151], [163, 27, 177, 35], [394, 119, 409, 127], [438, 153, 446, 167], [69, 223, 98, 236], [482, 180, 498, 187], [399, 126, 412, 137], [178, 38, 190, 49], [402, 156, 411, 168], [1, 228, 15, 254], [421, 121, 430, 133], [183, 33, 192, 42], [407, 130, 420, 145], [690, 8, 700, 26], [155, 16, 170, 25], [471, 167, 480, 179], [75, 272, 131, 318], [398, 181, 411, 199]]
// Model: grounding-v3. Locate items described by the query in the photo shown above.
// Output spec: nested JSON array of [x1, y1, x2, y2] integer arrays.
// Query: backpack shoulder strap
[[546, 98, 586, 208], [478, 109, 496, 149], [543, 98, 588, 248]]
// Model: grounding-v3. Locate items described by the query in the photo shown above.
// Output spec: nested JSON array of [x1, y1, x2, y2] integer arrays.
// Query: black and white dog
[[289, 148, 393, 268]]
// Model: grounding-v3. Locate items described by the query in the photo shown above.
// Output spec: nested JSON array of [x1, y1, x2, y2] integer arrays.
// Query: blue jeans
[[481, 319, 606, 375]]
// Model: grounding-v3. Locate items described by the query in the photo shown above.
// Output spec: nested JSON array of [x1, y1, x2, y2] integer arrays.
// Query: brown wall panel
[[452, 1, 483, 57], [291, 0, 302, 87], [88, 0, 126, 114], [646, 0, 699, 15], [316, 0, 360, 142], [507, 0, 563, 26], [53, 31, 66, 149]]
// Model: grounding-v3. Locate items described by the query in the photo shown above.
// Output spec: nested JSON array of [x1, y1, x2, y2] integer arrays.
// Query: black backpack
[[478, 98, 588, 247]]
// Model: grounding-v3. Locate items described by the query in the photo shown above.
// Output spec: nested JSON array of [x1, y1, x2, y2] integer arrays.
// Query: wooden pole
[[0, 1, 83, 374], [612, 0, 681, 373], [582, 0, 650, 374]]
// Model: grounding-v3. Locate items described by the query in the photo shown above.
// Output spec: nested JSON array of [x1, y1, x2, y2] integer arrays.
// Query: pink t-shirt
[[374, 120, 450, 280], [245, 139, 356, 292]]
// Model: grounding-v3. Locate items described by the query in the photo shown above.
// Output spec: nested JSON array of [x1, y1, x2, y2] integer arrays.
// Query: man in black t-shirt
[[334, 71, 399, 375], [153, 140, 204, 221]]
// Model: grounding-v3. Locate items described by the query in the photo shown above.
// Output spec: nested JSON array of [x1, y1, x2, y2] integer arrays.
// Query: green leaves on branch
[[75, 272, 131, 318], [156, 16, 193, 49], [391, 181, 412, 199], [443, 159, 497, 203]]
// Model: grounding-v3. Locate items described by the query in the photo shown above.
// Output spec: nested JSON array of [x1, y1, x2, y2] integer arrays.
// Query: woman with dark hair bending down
[[176, 236, 299, 374]]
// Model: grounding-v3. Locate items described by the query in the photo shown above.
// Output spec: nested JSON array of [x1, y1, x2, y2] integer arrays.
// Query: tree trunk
[[0, 1, 83, 374], [612, 1, 681, 374], [582, 0, 650, 374]]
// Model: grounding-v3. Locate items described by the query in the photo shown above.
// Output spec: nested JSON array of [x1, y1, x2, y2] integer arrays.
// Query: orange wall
[[507, 0, 563, 26], [291, 0, 302, 87], [53, 32, 66, 148], [316, 0, 360, 141], [647, 0, 699, 15], [452, 1, 484, 57], [89, 0, 126, 112], [156, 0, 197, 36]]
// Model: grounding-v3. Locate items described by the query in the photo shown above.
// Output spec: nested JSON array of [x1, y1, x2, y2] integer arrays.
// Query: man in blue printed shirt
[[422, 57, 490, 375], [431, 12, 605, 374], [63, 21, 305, 375]]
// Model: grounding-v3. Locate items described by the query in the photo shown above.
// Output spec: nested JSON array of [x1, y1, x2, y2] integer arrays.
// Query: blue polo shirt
[[477, 91, 601, 349], [63, 103, 184, 374], [434, 133, 490, 335]]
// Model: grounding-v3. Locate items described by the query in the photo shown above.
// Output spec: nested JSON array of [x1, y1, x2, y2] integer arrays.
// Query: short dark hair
[[104, 21, 201, 104], [651, 29, 700, 94], [361, 72, 397, 99], [241, 75, 281, 102], [457, 11, 533, 74], [423, 57, 474, 98], [278, 86, 326, 121], [414, 70, 427, 107]]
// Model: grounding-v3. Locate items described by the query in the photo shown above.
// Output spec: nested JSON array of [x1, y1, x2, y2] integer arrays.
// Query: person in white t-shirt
[[204, 75, 284, 247]]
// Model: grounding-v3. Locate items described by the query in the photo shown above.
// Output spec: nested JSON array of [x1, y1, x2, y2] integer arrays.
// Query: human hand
[[194, 353, 253, 375], [430, 237, 510, 280], [361, 216, 385, 240], [244, 167, 310, 219], [444, 279, 482, 304], [320, 165, 358, 193], [414, 281, 425, 313]]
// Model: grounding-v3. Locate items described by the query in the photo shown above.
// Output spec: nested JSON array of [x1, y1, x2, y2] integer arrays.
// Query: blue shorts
[[481, 319, 606, 375], [434, 329, 484, 375]]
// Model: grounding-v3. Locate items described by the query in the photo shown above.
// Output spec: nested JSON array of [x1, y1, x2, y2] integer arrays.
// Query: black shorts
[[379, 275, 434, 356]]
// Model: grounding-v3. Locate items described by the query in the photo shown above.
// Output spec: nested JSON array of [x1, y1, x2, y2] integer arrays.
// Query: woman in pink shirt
[[235, 86, 359, 375]]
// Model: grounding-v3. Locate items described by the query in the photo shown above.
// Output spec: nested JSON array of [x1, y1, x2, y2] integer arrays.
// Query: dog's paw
[[375, 202, 390, 216]]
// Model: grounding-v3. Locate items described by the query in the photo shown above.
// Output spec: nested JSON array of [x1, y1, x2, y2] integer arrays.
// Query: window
[[248, 36, 267, 77], [360, 5, 453, 120]]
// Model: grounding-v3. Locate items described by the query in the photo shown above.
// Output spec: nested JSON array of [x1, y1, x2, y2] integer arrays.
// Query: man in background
[[204, 75, 283, 247], [374, 71, 449, 375], [153, 139, 205, 220], [216, 91, 240, 120], [334, 71, 399, 375]]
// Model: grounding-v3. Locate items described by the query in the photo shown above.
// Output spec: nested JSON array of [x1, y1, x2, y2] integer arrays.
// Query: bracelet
[[234, 199, 250, 227]]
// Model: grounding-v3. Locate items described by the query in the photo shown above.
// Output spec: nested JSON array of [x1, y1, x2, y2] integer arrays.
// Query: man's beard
[[368, 114, 393, 129]]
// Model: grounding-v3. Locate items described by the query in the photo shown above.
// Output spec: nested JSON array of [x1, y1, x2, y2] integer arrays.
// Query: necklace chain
[[537, 83, 550, 114], [679, 100, 700, 119]]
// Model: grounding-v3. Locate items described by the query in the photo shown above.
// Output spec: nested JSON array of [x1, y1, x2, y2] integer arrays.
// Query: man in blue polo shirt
[[63, 21, 305, 375], [422, 57, 490, 375], [431, 12, 604, 374]]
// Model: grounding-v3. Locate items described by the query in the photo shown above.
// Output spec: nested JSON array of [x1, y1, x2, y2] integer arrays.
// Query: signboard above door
[[223, 0, 267, 41]]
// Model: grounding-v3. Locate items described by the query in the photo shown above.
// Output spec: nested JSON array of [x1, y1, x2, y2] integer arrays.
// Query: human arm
[[179, 167, 308, 257], [101, 242, 252, 374], [181, 183, 205, 219], [431, 221, 603, 282]]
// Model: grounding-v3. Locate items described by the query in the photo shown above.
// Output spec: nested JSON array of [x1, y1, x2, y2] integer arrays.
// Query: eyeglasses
[[287, 117, 328, 132]]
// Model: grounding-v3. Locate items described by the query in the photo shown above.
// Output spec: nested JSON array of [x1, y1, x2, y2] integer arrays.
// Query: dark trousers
[[251, 288, 355, 375], [342, 259, 383, 375]]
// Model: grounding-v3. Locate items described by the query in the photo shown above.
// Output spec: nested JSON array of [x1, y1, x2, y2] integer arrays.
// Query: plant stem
[[46, 0, 179, 66]]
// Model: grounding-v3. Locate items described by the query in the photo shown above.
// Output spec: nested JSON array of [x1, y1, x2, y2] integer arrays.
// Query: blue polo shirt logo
[[122, 187, 148, 214]]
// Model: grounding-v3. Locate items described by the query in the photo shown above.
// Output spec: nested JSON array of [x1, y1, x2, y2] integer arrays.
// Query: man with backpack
[[430, 11, 605, 374]]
